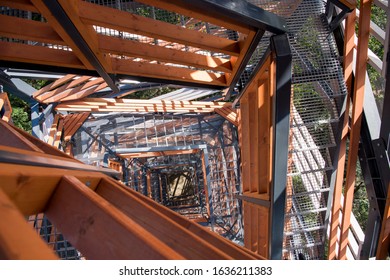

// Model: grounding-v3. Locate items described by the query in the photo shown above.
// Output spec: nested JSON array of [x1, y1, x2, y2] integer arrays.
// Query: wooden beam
[[0, 161, 108, 216], [56, 98, 232, 113], [78, 1, 240, 56], [0, 14, 65, 45], [135, 0, 251, 35], [9, 121, 77, 160], [107, 177, 263, 259], [0, 92, 12, 122], [0, 0, 39, 12], [45, 175, 184, 259], [30, 0, 93, 69], [63, 113, 90, 141], [0, 119, 43, 152], [98, 35, 233, 73], [0, 41, 85, 70], [35, 76, 93, 102], [0, 188, 58, 260], [338, 0, 372, 260], [227, 30, 258, 85], [120, 149, 199, 159], [52, 118, 64, 149], [328, 9, 356, 260], [33, 74, 77, 99], [215, 107, 239, 126], [41, 78, 105, 103], [376, 183, 390, 259], [56, 0, 113, 73], [112, 57, 227, 87], [95, 178, 234, 259]]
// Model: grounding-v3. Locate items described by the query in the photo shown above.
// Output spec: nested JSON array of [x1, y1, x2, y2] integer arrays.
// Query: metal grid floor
[[247, 0, 348, 259]]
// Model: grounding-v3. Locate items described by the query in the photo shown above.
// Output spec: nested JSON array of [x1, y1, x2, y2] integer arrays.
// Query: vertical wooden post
[[376, 183, 390, 259], [328, 8, 356, 260], [338, 0, 372, 260]]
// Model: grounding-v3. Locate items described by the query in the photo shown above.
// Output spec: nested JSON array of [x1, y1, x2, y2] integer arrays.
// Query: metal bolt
[[85, 181, 91, 187]]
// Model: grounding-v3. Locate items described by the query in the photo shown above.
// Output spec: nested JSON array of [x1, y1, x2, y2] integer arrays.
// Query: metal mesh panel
[[247, 0, 348, 259], [28, 214, 83, 260], [72, 112, 243, 242]]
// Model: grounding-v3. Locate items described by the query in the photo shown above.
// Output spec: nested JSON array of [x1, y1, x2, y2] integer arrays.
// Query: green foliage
[[135, 6, 181, 25], [127, 87, 175, 99], [9, 95, 32, 133], [22, 79, 50, 90]]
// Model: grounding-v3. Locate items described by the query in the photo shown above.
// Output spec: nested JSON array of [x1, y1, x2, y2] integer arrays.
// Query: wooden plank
[[47, 114, 61, 146], [96, 178, 233, 259], [98, 35, 233, 73], [0, 162, 106, 215], [328, 9, 356, 260], [376, 183, 390, 259], [9, 122, 77, 160], [0, 119, 43, 152], [227, 30, 257, 85], [0, 0, 38, 12], [0, 189, 58, 260], [257, 69, 273, 195], [239, 92, 251, 193], [33, 75, 76, 99], [112, 57, 227, 86], [0, 41, 85, 70], [0, 14, 65, 45], [36, 76, 93, 102], [52, 118, 64, 149], [60, 84, 102, 101], [56, 98, 232, 113], [30, 0, 93, 69], [0, 92, 12, 122], [120, 149, 199, 158], [45, 175, 183, 259], [57, 0, 113, 72], [135, 0, 251, 35], [78, 1, 240, 56], [248, 83, 259, 194], [40, 78, 104, 103], [63, 113, 90, 141], [107, 177, 263, 259], [338, 0, 372, 260], [215, 107, 239, 126]]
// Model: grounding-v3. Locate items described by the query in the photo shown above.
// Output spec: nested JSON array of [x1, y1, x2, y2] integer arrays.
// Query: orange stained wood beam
[[0, 41, 85, 70], [376, 183, 390, 259], [0, 92, 12, 122], [110, 176, 263, 260], [56, 0, 113, 73], [63, 113, 90, 141], [120, 149, 199, 159], [0, 119, 43, 152], [35, 76, 93, 102], [237, 52, 274, 258], [98, 35, 233, 73], [55, 98, 232, 113], [111, 58, 227, 87], [95, 178, 235, 259], [78, 0, 240, 57], [0, 14, 65, 45], [328, 9, 356, 260], [33, 74, 77, 99], [30, 0, 94, 70], [135, 0, 251, 35], [338, 0, 372, 260], [45, 175, 184, 260], [0, 0, 39, 12], [215, 107, 239, 126], [0, 188, 58, 260]]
